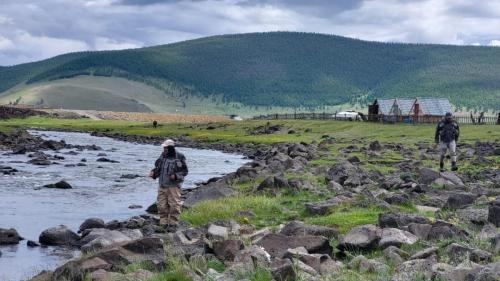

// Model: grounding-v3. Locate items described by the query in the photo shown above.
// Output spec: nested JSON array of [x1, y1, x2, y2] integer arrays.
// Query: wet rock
[[145, 203, 157, 214], [446, 192, 476, 209], [27, 240, 40, 247], [279, 220, 338, 239], [338, 225, 381, 251], [378, 212, 430, 228], [128, 204, 142, 209], [79, 218, 106, 232], [39, 225, 80, 246], [80, 228, 143, 253], [96, 157, 119, 163], [212, 239, 244, 262], [392, 259, 435, 281], [0, 228, 23, 244], [378, 228, 418, 249], [121, 174, 141, 179], [28, 158, 51, 165], [43, 180, 73, 189], [255, 233, 332, 258]]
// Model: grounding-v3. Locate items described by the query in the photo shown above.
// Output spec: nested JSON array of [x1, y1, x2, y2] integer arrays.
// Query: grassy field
[[0, 116, 498, 145], [3, 116, 498, 281]]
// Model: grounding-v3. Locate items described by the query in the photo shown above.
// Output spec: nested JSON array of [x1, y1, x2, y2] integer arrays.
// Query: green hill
[[1, 32, 499, 112]]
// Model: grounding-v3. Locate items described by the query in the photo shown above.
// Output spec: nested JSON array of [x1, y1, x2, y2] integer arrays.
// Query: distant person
[[149, 139, 188, 232], [434, 112, 460, 172], [153, 120, 158, 128]]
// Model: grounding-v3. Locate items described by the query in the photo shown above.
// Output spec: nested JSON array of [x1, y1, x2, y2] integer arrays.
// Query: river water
[[0, 131, 247, 281]]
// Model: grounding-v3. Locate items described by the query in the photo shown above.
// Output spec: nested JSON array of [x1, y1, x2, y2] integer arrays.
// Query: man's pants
[[157, 186, 181, 226], [439, 140, 457, 165]]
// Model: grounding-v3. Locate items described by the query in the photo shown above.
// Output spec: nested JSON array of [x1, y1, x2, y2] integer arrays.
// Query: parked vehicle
[[334, 110, 363, 121]]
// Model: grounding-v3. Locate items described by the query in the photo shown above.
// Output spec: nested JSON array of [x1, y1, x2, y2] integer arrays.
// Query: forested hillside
[[1, 32, 499, 111]]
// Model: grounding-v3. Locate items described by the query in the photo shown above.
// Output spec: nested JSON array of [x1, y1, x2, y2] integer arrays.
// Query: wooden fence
[[253, 113, 500, 125]]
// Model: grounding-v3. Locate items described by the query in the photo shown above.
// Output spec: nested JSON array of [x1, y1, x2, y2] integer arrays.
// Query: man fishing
[[434, 112, 460, 172], [149, 139, 188, 232]]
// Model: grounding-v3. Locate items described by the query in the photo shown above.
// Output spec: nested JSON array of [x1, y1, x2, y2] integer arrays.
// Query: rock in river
[[0, 228, 23, 245], [39, 225, 80, 246], [43, 180, 73, 189]]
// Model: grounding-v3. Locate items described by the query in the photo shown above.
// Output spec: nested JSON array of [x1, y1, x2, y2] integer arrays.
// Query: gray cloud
[[1, 0, 500, 65]]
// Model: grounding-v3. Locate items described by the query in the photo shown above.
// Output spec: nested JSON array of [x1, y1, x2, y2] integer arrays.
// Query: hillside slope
[[1, 32, 499, 111]]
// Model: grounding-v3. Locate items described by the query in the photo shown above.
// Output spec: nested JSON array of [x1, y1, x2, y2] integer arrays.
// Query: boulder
[[492, 234, 500, 254], [39, 225, 80, 246], [349, 255, 388, 274], [79, 218, 106, 232], [80, 228, 143, 253], [474, 262, 500, 281], [146, 203, 157, 214], [0, 228, 23, 244], [384, 193, 410, 205], [446, 192, 476, 209], [488, 201, 500, 227], [183, 180, 234, 209], [434, 261, 484, 281], [392, 259, 435, 281], [369, 141, 382, 151], [457, 207, 489, 225], [207, 224, 229, 240], [305, 195, 352, 215], [43, 180, 73, 189], [378, 228, 418, 249], [255, 233, 332, 258], [427, 221, 467, 241], [27, 240, 40, 247], [408, 223, 433, 240], [418, 167, 440, 184], [383, 246, 409, 265], [212, 240, 244, 262], [270, 258, 296, 281], [440, 172, 465, 187], [410, 247, 438, 260], [96, 157, 119, 163], [52, 238, 165, 281], [338, 225, 381, 251], [279, 221, 338, 239], [378, 212, 430, 228]]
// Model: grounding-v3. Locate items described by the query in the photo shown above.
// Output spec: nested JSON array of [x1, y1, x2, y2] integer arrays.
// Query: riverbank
[[1, 117, 500, 281]]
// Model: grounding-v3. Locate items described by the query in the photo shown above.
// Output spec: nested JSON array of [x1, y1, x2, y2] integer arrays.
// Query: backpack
[[440, 121, 458, 143]]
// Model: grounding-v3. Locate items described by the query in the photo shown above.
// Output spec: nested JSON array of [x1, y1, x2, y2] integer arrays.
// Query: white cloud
[[1, 0, 500, 65], [488, 39, 500, 46], [0, 36, 14, 49], [94, 37, 142, 50]]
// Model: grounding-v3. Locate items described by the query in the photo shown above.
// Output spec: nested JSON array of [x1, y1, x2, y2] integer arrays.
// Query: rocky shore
[[2, 128, 500, 281]]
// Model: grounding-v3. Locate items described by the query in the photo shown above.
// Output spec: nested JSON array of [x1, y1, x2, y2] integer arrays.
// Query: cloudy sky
[[1, 0, 500, 66]]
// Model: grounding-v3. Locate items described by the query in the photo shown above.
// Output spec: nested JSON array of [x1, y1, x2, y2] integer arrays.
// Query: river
[[0, 131, 247, 281]]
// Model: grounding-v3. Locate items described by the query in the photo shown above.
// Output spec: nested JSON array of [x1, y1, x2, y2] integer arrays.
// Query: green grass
[[306, 207, 383, 234], [1, 117, 498, 146]]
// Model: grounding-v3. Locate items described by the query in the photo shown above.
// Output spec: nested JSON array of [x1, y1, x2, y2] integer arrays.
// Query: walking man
[[149, 139, 188, 232], [434, 112, 460, 172]]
